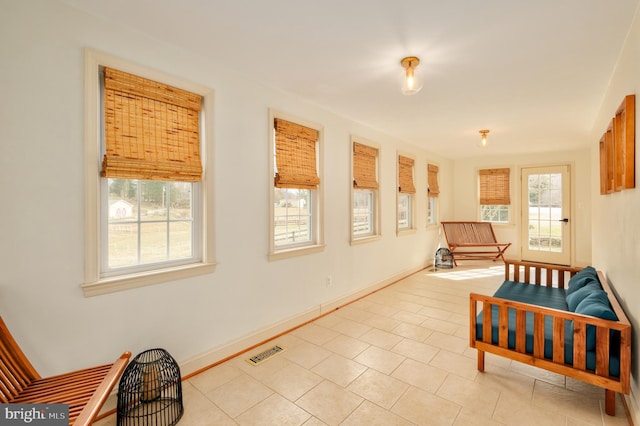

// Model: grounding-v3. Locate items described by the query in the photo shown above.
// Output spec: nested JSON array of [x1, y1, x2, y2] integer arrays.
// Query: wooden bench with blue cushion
[[470, 260, 631, 416]]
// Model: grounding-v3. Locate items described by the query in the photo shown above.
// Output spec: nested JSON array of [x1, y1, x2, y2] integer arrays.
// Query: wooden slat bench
[[470, 260, 631, 416], [441, 221, 511, 266], [0, 316, 131, 425]]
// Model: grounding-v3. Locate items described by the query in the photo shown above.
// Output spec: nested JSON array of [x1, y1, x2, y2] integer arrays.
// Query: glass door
[[521, 165, 571, 265]]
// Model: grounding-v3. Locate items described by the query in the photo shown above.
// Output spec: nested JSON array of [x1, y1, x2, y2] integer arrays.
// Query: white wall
[[590, 4, 640, 419], [0, 0, 448, 376], [453, 150, 592, 266]]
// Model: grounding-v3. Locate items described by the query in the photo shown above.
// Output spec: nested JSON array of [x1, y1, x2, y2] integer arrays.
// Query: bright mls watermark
[[1, 404, 68, 425]]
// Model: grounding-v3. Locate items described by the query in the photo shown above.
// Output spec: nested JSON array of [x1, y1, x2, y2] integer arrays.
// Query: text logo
[[1, 404, 68, 425]]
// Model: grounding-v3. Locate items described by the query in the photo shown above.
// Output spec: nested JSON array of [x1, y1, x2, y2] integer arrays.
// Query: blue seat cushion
[[493, 280, 568, 310]]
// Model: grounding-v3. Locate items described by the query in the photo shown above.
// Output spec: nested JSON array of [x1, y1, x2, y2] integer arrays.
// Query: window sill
[[397, 228, 417, 237], [350, 235, 382, 246], [269, 244, 325, 261], [82, 261, 217, 297]]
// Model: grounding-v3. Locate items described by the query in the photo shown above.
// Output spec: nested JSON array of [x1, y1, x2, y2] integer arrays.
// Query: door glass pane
[[528, 172, 562, 253]]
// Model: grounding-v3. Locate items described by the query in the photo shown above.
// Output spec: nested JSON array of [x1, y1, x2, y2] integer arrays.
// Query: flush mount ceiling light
[[479, 129, 490, 147], [399, 56, 424, 96]]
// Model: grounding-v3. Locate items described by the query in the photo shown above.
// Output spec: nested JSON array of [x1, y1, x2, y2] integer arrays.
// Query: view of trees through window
[[480, 205, 509, 223], [107, 179, 194, 269]]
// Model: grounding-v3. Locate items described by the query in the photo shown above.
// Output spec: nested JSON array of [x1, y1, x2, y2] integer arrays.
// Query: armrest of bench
[[73, 352, 132, 426]]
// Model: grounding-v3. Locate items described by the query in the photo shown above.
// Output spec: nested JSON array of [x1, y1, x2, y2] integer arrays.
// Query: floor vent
[[246, 345, 285, 366]]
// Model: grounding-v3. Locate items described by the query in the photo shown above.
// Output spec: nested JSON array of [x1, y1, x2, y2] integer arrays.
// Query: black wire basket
[[117, 348, 183, 426]]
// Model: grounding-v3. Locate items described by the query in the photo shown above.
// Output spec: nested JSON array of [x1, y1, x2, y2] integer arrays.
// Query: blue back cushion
[[574, 290, 618, 351], [566, 282, 601, 311], [566, 266, 599, 296]]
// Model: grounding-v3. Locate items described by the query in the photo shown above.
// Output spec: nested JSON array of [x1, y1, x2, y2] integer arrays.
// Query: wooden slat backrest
[[505, 260, 582, 288], [0, 316, 40, 402], [442, 222, 498, 245]]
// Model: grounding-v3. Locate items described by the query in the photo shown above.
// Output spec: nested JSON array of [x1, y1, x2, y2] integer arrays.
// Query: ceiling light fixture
[[400, 56, 424, 96], [479, 129, 490, 147]]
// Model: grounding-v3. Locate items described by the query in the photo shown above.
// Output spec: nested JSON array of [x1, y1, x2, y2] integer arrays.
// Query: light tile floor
[[96, 263, 631, 425]]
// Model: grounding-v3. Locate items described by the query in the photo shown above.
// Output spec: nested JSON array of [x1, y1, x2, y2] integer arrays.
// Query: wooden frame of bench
[[0, 316, 131, 425], [469, 260, 631, 416], [441, 221, 511, 266]]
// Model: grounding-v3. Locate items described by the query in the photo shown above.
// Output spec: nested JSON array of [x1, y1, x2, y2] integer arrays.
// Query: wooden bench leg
[[477, 350, 485, 372], [605, 389, 616, 416]]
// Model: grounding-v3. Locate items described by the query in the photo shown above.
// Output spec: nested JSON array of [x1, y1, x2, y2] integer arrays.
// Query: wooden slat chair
[[441, 221, 511, 266], [0, 316, 131, 425]]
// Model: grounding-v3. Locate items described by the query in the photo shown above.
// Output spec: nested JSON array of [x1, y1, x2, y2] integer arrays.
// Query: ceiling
[[61, 0, 639, 159]]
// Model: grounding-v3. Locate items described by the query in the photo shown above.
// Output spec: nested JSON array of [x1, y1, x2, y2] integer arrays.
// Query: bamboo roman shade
[[398, 155, 416, 194], [353, 142, 379, 190], [274, 118, 320, 190], [101, 67, 203, 182], [479, 168, 511, 205], [428, 164, 439, 197]]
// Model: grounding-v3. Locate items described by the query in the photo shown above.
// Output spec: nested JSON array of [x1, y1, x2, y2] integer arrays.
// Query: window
[[427, 163, 439, 226], [479, 167, 511, 224], [397, 154, 416, 233], [270, 112, 324, 259], [352, 139, 380, 242], [104, 180, 196, 273], [83, 50, 215, 296]]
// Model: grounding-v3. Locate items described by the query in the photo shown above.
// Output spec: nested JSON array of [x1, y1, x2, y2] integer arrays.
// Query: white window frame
[[82, 49, 216, 297], [100, 179, 200, 276], [269, 109, 324, 260], [350, 137, 381, 244], [397, 152, 416, 235]]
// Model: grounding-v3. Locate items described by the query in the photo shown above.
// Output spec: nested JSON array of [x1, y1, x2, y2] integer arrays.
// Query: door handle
[[558, 218, 569, 223]]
